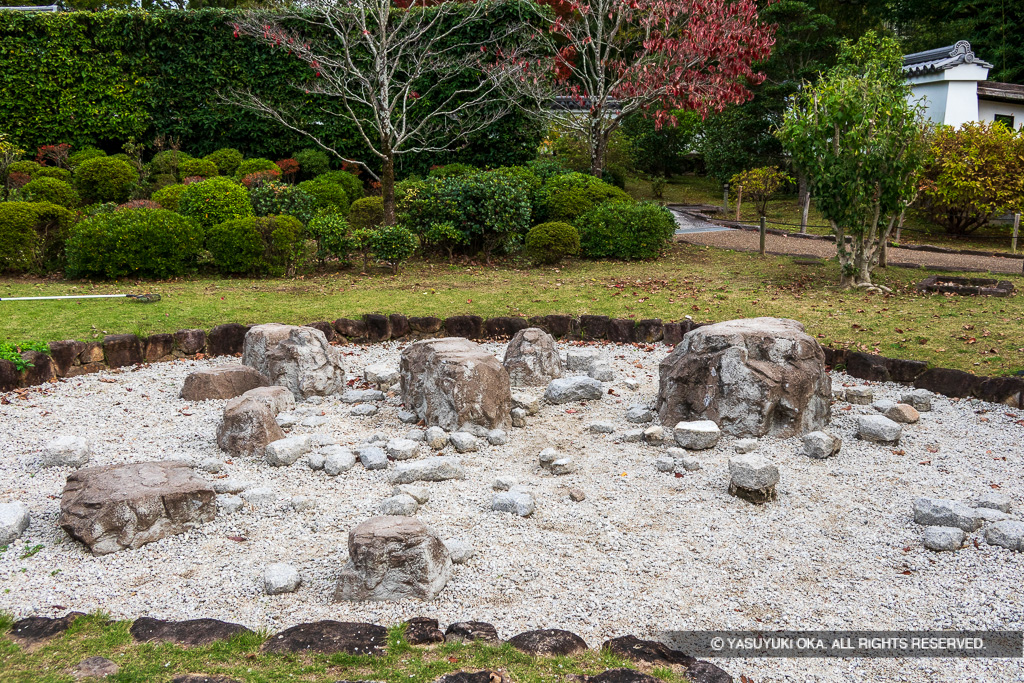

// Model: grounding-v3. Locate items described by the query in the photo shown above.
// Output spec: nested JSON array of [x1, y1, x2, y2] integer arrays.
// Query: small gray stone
[[0, 501, 30, 546], [386, 438, 421, 461], [213, 478, 251, 494], [976, 507, 1012, 523], [308, 433, 336, 447], [366, 432, 387, 444], [390, 457, 467, 484], [199, 457, 224, 474], [241, 486, 277, 507], [846, 386, 873, 405], [622, 378, 640, 391], [733, 438, 757, 454], [445, 539, 475, 564], [493, 476, 516, 491], [306, 452, 326, 470], [728, 453, 780, 492], [643, 425, 671, 445], [357, 446, 388, 470], [398, 410, 420, 424], [424, 426, 448, 449], [290, 495, 314, 511], [679, 455, 701, 472], [365, 364, 400, 388], [857, 415, 902, 444], [459, 423, 490, 438], [549, 457, 575, 475], [912, 498, 983, 532], [565, 348, 601, 371], [379, 493, 419, 516], [511, 392, 540, 415], [871, 399, 897, 413], [985, 520, 1024, 551], [486, 429, 508, 446], [342, 389, 385, 403], [655, 455, 676, 472], [217, 494, 243, 514], [588, 421, 615, 434], [405, 429, 426, 442], [625, 405, 654, 423], [450, 432, 479, 453], [923, 526, 965, 552], [275, 411, 300, 427], [587, 361, 614, 382], [544, 376, 604, 404], [802, 431, 842, 459], [323, 447, 357, 475], [620, 429, 645, 443], [265, 435, 312, 467], [392, 485, 430, 504], [300, 415, 329, 428], [568, 487, 586, 501], [510, 407, 528, 427], [539, 448, 561, 469], [264, 563, 301, 594], [350, 404, 379, 417], [674, 420, 722, 450], [492, 489, 535, 516], [976, 492, 1012, 513], [901, 389, 933, 412], [41, 436, 92, 469]]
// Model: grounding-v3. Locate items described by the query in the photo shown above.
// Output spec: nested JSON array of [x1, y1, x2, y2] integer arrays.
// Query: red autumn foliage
[[36, 143, 72, 169], [275, 158, 299, 182], [240, 169, 282, 188], [116, 199, 162, 211], [7, 171, 30, 189]]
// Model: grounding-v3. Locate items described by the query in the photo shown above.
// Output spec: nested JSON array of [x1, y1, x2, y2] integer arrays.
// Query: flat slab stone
[[445, 621, 500, 643], [390, 457, 466, 484], [922, 526, 965, 552], [544, 376, 604, 404], [507, 628, 588, 656], [404, 617, 445, 645], [985, 520, 1024, 551], [913, 497, 983, 532], [180, 365, 269, 401], [9, 612, 85, 648], [130, 617, 253, 646], [261, 620, 388, 655]]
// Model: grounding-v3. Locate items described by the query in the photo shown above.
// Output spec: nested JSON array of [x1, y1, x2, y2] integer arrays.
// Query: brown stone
[[102, 334, 143, 368], [886, 403, 920, 424], [66, 363, 104, 378], [130, 617, 252, 646], [59, 461, 216, 555], [238, 386, 295, 416], [0, 359, 20, 391], [404, 617, 445, 645], [389, 313, 410, 338], [913, 367, 981, 398], [216, 396, 285, 457], [80, 342, 104, 364], [304, 321, 336, 343], [207, 323, 250, 357], [529, 314, 573, 338], [484, 316, 530, 339], [409, 316, 443, 334], [444, 621, 500, 643], [607, 318, 636, 343], [663, 323, 684, 346], [507, 629, 588, 656], [634, 319, 664, 343], [144, 334, 174, 362], [657, 317, 831, 438], [261, 620, 388, 655], [49, 340, 86, 376], [174, 328, 207, 356], [579, 315, 610, 340], [363, 313, 392, 341], [334, 318, 368, 340], [9, 612, 85, 648], [21, 350, 55, 386], [180, 365, 270, 401], [444, 315, 484, 339], [400, 337, 512, 430]]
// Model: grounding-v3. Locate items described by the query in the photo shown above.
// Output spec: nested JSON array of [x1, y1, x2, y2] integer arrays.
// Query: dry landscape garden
[[0, 1, 1023, 683]]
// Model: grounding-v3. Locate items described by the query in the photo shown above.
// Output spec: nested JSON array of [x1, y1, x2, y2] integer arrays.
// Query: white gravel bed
[[1, 340, 1023, 682]]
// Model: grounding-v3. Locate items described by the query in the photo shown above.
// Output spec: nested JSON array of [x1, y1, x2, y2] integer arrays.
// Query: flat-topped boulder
[[180, 365, 269, 401], [502, 327, 563, 387], [130, 617, 253, 646], [267, 326, 346, 400], [261, 620, 388, 655], [59, 461, 216, 555], [400, 337, 511, 430], [657, 317, 830, 438]]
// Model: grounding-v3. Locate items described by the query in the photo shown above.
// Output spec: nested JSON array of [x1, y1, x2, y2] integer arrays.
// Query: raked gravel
[[1, 340, 1023, 682]]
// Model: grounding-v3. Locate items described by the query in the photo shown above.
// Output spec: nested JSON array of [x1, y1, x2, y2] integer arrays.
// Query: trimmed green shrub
[[249, 181, 317, 224], [235, 158, 277, 179], [149, 150, 192, 178], [0, 201, 74, 273], [69, 147, 106, 167], [428, 163, 477, 178], [370, 224, 417, 273], [307, 213, 354, 263], [575, 201, 676, 260], [178, 158, 219, 179], [206, 215, 306, 276], [204, 148, 243, 176], [72, 156, 136, 205], [348, 196, 385, 230], [33, 166, 72, 183], [294, 148, 330, 180], [151, 183, 185, 212], [316, 170, 364, 202], [65, 208, 204, 279], [150, 173, 177, 194], [8, 160, 41, 176], [178, 176, 253, 229], [21, 177, 80, 209], [297, 179, 349, 215], [525, 221, 580, 265], [526, 159, 573, 179], [537, 172, 631, 223]]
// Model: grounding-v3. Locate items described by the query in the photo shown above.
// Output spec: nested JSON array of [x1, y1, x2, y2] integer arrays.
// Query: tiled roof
[[977, 82, 1024, 103], [903, 40, 993, 76]]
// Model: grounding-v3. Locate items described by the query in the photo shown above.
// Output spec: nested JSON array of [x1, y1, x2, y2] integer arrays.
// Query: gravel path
[[676, 224, 1024, 275], [1, 343, 1022, 682]]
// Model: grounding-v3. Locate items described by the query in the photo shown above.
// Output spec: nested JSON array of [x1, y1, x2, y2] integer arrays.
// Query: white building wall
[[943, 80, 980, 126], [978, 100, 1024, 129]]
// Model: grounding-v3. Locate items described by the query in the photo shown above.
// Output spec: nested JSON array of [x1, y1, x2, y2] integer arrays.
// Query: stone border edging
[[2, 313, 1020, 408]]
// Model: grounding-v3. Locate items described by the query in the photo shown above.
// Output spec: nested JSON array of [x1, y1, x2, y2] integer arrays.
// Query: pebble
[[654, 455, 676, 472], [392, 485, 430, 504], [449, 432, 479, 453], [622, 378, 640, 391], [486, 429, 508, 446], [404, 428, 425, 442], [885, 403, 920, 424], [985, 521, 1024, 551], [565, 348, 600, 371], [265, 435, 312, 467], [424, 426, 448, 449], [733, 438, 757, 454], [241, 486, 277, 507], [275, 411, 300, 427], [364, 364, 400, 388], [510, 408, 527, 428], [492, 489, 535, 517], [588, 421, 615, 434], [322, 446, 356, 475], [390, 457, 466, 483], [544, 376, 603, 404], [568, 487, 586, 502], [674, 420, 721, 450], [620, 429, 644, 443], [213, 478, 251, 494], [728, 453, 780, 491], [300, 415, 328, 428], [625, 405, 654, 423], [588, 361, 614, 382], [511, 392, 540, 415], [857, 415, 902, 444], [217, 494, 243, 514], [342, 389, 385, 403], [264, 563, 301, 595], [199, 457, 224, 473], [445, 539, 476, 564], [290, 495, 314, 511], [912, 498, 983, 532], [41, 436, 92, 469], [350, 404, 379, 417], [356, 446, 388, 470], [923, 526, 965, 552], [846, 386, 873, 405], [0, 501, 30, 545], [902, 388, 933, 411], [493, 476, 516, 491], [379, 493, 418, 516], [976, 492, 1012, 513], [872, 399, 897, 413], [386, 438, 421, 461], [802, 431, 841, 459], [397, 410, 419, 424]]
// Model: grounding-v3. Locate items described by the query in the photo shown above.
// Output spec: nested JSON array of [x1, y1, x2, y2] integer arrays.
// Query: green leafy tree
[[729, 166, 793, 217], [777, 32, 929, 289]]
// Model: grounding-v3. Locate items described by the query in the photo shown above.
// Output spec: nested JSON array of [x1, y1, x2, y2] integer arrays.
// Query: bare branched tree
[[227, 0, 546, 225]]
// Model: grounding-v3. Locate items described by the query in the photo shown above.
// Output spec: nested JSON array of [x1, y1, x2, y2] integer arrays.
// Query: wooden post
[[879, 239, 887, 268], [800, 192, 810, 234], [895, 210, 905, 243], [759, 216, 767, 256], [1012, 213, 1020, 254], [735, 185, 743, 221], [723, 183, 729, 213]]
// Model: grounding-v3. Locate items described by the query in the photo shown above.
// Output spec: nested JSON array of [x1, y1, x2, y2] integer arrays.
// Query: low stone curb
[[2, 313, 1020, 408]]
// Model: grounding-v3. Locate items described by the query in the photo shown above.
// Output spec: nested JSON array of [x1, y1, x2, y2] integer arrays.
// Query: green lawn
[[0, 613, 687, 683], [2, 244, 1021, 376]]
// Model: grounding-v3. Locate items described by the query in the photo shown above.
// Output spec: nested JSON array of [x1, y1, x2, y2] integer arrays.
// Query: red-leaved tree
[[542, 0, 775, 177]]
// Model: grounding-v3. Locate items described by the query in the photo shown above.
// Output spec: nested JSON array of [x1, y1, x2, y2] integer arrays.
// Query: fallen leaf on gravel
[[901, 570, 913, 575], [99, 378, 117, 384], [990, 483, 1001, 489], [919, 460, 932, 465], [926, 445, 939, 453], [227, 536, 247, 542], [674, 473, 683, 478], [902, 546, 911, 552], [892, 449, 905, 455], [607, 389, 618, 396]]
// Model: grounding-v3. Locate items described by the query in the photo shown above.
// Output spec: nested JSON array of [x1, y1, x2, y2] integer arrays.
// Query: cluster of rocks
[[913, 493, 1023, 552]]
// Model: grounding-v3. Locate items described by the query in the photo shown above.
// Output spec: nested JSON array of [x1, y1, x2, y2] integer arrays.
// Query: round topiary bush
[[21, 177, 80, 209], [178, 158, 219, 179], [33, 166, 72, 183], [151, 183, 185, 211], [249, 181, 316, 224], [316, 170, 364, 202], [297, 179, 349, 214], [0, 201, 74, 273], [69, 147, 106, 167], [206, 214, 306, 276], [235, 158, 278, 179], [370, 224, 417, 273], [203, 148, 243, 176], [293, 148, 330, 180], [307, 213, 354, 263], [524, 221, 580, 265], [348, 196, 384, 230], [8, 160, 41, 176], [537, 171, 631, 223], [575, 201, 676, 260], [66, 208, 204, 279], [149, 150, 192, 178], [73, 156, 137, 204], [178, 176, 253, 229]]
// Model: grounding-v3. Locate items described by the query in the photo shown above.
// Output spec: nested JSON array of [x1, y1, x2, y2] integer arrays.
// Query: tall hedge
[[0, 8, 544, 168]]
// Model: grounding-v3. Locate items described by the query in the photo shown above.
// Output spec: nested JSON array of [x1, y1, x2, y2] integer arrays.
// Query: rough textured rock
[[265, 563, 302, 594], [409, 316, 443, 334], [217, 397, 286, 457], [445, 539, 475, 564], [379, 494, 418, 516], [404, 616, 445, 645], [801, 431, 841, 459], [72, 656, 118, 679], [728, 453, 779, 504], [386, 438, 421, 461], [180, 365, 269, 401], [845, 386, 873, 405], [625, 405, 654, 423], [393, 485, 430, 504], [400, 337, 512, 430], [334, 516, 452, 601], [565, 348, 601, 371], [59, 461, 215, 555], [923, 526, 965, 552], [242, 323, 298, 377], [238, 386, 295, 416], [103, 334, 143, 368], [885, 403, 920, 424], [261, 621, 388, 655], [912, 498, 983, 532], [130, 617, 252, 646], [544, 376, 604, 404], [265, 435, 311, 467], [901, 389, 933, 412], [449, 432, 479, 453], [733, 438, 757, 454], [502, 327, 563, 387], [343, 388, 385, 403], [0, 501, 30, 546], [976, 492, 1012, 513], [357, 446, 388, 470], [41, 436, 92, 468], [857, 415, 902, 444], [673, 420, 721, 450], [507, 629, 587, 656], [444, 315, 484, 339], [365, 364, 400, 388], [266, 326, 346, 400], [985, 521, 1024, 551], [492, 489, 535, 516], [656, 317, 830, 438], [390, 457, 466, 484], [173, 329, 207, 356], [424, 427, 448, 450], [9, 613, 85, 648], [510, 407, 527, 427], [324, 447, 357, 475], [445, 621, 500, 643], [207, 323, 251, 357]]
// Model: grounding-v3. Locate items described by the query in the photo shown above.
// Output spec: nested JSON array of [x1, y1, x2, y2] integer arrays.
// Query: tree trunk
[[797, 171, 809, 233], [381, 150, 396, 226], [590, 116, 606, 178]]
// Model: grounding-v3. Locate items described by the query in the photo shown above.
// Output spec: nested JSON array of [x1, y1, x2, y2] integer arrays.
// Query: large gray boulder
[[334, 516, 452, 601], [179, 365, 269, 401], [267, 327, 347, 400], [656, 318, 831, 438], [59, 461, 216, 555], [217, 396, 286, 457], [502, 328, 563, 387], [400, 337, 512, 430], [912, 498, 983, 532], [985, 521, 1024, 552], [242, 323, 300, 377]]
